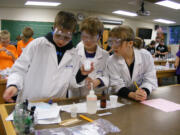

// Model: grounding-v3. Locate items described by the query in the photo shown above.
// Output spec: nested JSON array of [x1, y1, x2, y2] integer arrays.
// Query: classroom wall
[[168, 45, 179, 57], [123, 19, 157, 45], [0, 7, 156, 44]]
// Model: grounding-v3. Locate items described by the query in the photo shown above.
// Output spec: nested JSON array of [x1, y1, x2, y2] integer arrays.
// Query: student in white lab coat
[[107, 25, 157, 101], [70, 17, 109, 97], [3, 11, 94, 102]]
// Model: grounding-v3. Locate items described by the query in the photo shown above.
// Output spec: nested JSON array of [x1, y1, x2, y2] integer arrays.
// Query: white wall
[[123, 19, 157, 45], [0, 8, 58, 22], [0, 7, 156, 44]]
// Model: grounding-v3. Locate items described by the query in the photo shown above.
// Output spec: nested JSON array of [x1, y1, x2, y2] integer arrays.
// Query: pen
[[134, 81, 139, 90], [79, 114, 93, 122]]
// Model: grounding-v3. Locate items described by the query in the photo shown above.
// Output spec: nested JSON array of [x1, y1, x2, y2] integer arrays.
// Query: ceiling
[[0, 0, 180, 25]]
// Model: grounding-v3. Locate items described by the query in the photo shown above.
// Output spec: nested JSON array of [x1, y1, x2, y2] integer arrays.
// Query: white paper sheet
[[37, 115, 61, 124], [61, 100, 124, 113]]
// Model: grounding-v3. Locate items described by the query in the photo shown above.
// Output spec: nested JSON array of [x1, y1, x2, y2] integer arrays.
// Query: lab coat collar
[[77, 41, 103, 59], [115, 48, 143, 81], [114, 55, 131, 80], [58, 49, 74, 69], [132, 48, 143, 81], [45, 32, 56, 47], [134, 48, 142, 65], [44, 34, 75, 68], [115, 48, 142, 64]]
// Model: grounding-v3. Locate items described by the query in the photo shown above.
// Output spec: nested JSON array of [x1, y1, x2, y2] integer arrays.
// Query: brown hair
[[150, 40, 156, 45], [22, 27, 33, 39], [54, 11, 77, 32], [80, 16, 104, 36], [109, 25, 135, 41], [0, 30, 10, 39], [133, 37, 143, 49]]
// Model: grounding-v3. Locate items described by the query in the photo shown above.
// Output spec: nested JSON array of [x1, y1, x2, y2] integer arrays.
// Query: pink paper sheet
[[141, 98, 180, 112]]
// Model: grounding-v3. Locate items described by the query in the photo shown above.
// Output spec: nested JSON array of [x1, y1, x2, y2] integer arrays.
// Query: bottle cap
[[90, 90, 94, 95]]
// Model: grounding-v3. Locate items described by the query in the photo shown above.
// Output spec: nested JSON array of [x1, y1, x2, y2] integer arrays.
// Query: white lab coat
[[69, 41, 109, 97], [107, 48, 158, 94], [7, 37, 82, 101]]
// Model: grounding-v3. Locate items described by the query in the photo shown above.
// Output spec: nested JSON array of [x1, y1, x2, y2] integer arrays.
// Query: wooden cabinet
[[0, 79, 7, 104]]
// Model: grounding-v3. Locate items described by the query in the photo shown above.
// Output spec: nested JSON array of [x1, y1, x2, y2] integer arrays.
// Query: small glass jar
[[13, 104, 36, 135]]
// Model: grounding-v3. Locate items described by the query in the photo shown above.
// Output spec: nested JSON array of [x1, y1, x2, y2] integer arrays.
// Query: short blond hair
[[80, 16, 104, 36], [0, 30, 10, 39], [109, 25, 135, 41]]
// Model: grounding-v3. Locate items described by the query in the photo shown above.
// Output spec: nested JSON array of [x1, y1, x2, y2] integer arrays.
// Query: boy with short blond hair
[[17, 27, 34, 56], [71, 17, 109, 97], [0, 30, 18, 70]]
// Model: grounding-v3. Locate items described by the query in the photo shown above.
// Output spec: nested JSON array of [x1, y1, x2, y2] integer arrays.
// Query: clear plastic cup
[[109, 95, 118, 108]]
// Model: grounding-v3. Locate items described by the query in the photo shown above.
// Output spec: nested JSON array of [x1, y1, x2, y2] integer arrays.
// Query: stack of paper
[[6, 102, 61, 124]]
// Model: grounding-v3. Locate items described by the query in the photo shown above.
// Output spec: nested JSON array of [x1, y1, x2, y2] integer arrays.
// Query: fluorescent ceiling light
[[155, 0, 180, 10], [100, 19, 123, 25], [25, 1, 61, 6], [154, 19, 176, 24], [113, 10, 137, 17]]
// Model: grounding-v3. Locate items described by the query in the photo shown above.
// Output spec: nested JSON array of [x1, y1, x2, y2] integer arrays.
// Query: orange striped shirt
[[17, 37, 34, 57], [0, 44, 18, 70]]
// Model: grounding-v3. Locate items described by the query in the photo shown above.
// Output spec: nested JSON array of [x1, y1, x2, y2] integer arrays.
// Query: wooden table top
[[0, 85, 180, 135], [156, 69, 176, 78], [154, 60, 175, 66], [156, 69, 176, 73], [0, 79, 7, 84]]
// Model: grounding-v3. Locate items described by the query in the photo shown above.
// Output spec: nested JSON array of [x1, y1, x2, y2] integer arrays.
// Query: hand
[[4, 50, 16, 61], [5, 50, 13, 56], [0, 47, 7, 52], [135, 88, 147, 101], [85, 77, 93, 90], [157, 51, 161, 55], [86, 78, 101, 90], [81, 62, 94, 76], [128, 88, 147, 101], [92, 79, 101, 89], [3, 86, 18, 103]]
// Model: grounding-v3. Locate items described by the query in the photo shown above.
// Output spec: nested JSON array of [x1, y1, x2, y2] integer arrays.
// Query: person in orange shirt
[[0, 30, 18, 70], [17, 27, 34, 57]]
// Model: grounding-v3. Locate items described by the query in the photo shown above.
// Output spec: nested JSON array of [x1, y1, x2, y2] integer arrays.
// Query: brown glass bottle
[[100, 91, 106, 108]]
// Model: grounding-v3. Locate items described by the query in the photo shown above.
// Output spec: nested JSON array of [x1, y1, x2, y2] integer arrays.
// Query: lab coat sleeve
[[139, 54, 158, 93], [96, 62, 109, 88], [107, 59, 126, 93], [69, 51, 86, 88], [7, 39, 37, 90]]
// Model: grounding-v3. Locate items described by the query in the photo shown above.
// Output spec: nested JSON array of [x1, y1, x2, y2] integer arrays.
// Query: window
[[169, 26, 180, 44]]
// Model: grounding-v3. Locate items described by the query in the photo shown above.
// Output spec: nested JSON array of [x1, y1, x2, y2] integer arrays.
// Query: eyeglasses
[[53, 28, 72, 43], [81, 32, 99, 43], [107, 38, 122, 47]]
